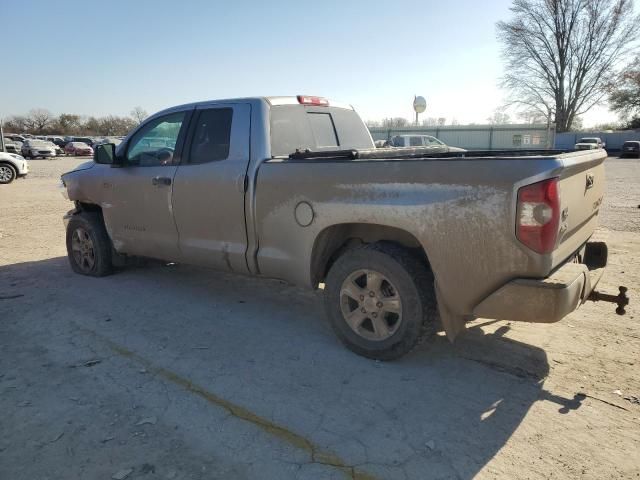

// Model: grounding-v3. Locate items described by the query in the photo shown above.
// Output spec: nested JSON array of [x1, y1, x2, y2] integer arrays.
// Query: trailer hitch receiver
[[588, 286, 629, 315]]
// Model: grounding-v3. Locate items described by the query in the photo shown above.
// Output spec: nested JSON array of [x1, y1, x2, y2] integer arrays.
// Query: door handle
[[152, 176, 172, 186]]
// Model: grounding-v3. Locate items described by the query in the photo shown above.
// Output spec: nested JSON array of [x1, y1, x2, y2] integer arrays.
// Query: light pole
[[413, 96, 426, 126]]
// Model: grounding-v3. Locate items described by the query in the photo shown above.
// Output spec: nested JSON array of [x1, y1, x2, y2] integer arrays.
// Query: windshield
[[270, 105, 374, 157], [579, 138, 598, 143]]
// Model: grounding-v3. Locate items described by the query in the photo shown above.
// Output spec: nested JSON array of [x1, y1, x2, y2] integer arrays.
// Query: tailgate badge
[[586, 173, 595, 190]]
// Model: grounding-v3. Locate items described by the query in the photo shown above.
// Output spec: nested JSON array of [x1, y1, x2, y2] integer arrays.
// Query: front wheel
[[66, 213, 113, 277], [324, 242, 438, 360], [0, 164, 16, 184]]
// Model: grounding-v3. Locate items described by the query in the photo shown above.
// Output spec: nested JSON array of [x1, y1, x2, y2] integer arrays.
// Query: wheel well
[[310, 223, 430, 286], [0, 162, 17, 173], [76, 201, 103, 214]]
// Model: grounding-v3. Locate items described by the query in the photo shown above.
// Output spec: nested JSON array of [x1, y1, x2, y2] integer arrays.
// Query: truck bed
[[255, 148, 607, 322]]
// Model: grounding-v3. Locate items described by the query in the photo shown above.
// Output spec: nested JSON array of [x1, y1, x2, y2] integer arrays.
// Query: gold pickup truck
[[60, 95, 620, 360]]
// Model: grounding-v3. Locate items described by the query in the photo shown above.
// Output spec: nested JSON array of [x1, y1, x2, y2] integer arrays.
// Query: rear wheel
[[66, 213, 113, 277], [0, 164, 16, 184], [324, 242, 438, 360]]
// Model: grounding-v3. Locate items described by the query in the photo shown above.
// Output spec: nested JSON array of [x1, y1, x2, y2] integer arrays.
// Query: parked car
[[4, 134, 25, 143], [47, 136, 68, 149], [574, 137, 606, 150], [390, 134, 467, 152], [619, 140, 640, 158], [21, 139, 58, 159], [65, 141, 94, 156], [93, 137, 123, 147], [3, 138, 23, 155], [61, 95, 611, 360], [72, 136, 96, 147], [0, 151, 29, 183]]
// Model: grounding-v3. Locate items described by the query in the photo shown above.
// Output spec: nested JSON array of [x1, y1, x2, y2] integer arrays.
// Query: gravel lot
[[1, 156, 639, 480]]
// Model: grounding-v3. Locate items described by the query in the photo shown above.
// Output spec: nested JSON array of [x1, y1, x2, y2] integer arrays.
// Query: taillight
[[516, 178, 560, 254], [297, 95, 329, 106]]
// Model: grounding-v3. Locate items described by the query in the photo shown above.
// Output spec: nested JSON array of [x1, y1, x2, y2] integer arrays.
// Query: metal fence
[[368, 124, 555, 150], [555, 131, 640, 152]]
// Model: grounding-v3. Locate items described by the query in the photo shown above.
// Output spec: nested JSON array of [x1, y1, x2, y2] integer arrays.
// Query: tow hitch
[[588, 286, 629, 315]]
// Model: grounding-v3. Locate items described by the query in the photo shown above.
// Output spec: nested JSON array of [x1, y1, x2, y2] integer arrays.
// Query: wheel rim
[[0, 166, 13, 182], [339, 269, 403, 341], [71, 227, 96, 273]]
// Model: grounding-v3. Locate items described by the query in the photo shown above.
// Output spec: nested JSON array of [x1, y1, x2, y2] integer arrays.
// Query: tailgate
[[552, 150, 606, 266]]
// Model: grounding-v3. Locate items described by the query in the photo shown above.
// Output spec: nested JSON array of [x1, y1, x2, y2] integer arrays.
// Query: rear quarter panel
[[253, 156, 572, 316]]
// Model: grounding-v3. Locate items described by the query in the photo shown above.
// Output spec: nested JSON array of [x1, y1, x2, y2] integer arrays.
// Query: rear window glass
[[308, 113, 338, 148], [270, 105, 373, 157]]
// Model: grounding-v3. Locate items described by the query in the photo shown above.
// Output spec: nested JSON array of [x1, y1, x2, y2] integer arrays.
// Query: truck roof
[[152, 96, 354, 118]]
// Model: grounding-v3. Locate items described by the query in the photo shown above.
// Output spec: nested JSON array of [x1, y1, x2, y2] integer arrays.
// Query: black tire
[[324, 242, 438, 361], [0, 163, 16, 184], [66, 212, 113, 277]]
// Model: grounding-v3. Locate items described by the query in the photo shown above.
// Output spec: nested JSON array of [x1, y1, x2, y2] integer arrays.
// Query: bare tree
[[130, 106, 148, 125], [517, 108, 549, 124], [3, 115, 29, 132], [27, 108, 53, 133], [100, 116, 137, 136], [55, 114, 82, 134], [497, 0, 639, 132], [608, 55, 640, 121], [487, 108, 511, 124], [381, 117, 409, 128]]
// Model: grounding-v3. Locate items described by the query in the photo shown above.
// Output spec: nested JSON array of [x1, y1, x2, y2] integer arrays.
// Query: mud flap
[[435, 283, 467, 341]]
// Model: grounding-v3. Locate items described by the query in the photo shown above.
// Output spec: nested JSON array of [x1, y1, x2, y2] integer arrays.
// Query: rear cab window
[[270, 105, 373, 157]]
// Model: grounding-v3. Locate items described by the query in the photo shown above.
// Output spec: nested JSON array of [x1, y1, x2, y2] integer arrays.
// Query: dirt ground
[[1, 156, 639, 480]]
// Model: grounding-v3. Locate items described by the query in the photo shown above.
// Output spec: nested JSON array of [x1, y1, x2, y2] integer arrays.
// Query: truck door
[[171, 103, 251, 273], [102, 110, 191, 261]]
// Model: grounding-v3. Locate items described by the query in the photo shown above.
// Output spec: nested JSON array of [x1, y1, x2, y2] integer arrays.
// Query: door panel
[[102, 110, 190, 260], [172, 103, 251, 273]]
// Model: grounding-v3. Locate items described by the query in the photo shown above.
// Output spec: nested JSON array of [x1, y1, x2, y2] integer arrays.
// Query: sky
[[0, 0, 632, 127]]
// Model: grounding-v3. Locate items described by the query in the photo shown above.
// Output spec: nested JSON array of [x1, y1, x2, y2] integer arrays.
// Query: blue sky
[[0, 0, 628, 126]]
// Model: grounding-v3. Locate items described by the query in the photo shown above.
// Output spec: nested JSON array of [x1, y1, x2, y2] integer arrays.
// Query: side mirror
[[94, 143, 117, 165]]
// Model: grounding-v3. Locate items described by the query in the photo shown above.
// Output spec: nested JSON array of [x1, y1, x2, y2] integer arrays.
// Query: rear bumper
[[473, 235, 607, 323]]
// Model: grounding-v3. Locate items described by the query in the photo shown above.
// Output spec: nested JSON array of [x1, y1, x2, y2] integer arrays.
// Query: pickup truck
[[389, 134, 466, 152], [60, 95, 612, 360], [575, 137, 606, 150]]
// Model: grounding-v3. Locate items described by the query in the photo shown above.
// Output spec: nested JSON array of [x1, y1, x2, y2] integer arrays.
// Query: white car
[[21, 139, 58, 159], [0, 152, 29, 184], [390, 134, 467, 152], [574, 137, 606, 150]]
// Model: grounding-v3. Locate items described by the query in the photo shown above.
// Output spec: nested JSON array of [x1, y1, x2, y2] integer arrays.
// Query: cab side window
[[126, 112, 185, 167], [409, 136, 423, 147], [188, 108, 233, 164]]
